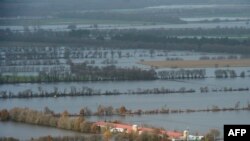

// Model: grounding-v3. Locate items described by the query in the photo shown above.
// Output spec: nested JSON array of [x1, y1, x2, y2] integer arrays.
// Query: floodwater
[[1, 77, 250, 111], [0, 122, 86, 140], [1, 89, 250, 138], [1, 78, 250, 137], [1, 50, 250, 139]]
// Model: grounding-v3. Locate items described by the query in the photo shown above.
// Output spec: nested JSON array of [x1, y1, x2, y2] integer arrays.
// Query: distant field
[[139, 59, 250, 68], [0, 18, 154, 26]]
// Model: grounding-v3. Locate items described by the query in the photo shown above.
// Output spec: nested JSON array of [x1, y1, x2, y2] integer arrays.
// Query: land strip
[[139, 59, 250, 68]]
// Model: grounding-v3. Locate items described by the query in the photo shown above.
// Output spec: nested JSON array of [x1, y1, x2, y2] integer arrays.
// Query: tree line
[[1, 84, 248, 100], [1, 28, 250, 54], [0, 107, 172, 141], [2, 101, 250, 121], [158, 69, 206, 79], [0, 67, 248, 84], [0, 63, 157, 83], [0, 86, 195, 99], [0, 107, 101, 134], [74, 103, 250, 117]]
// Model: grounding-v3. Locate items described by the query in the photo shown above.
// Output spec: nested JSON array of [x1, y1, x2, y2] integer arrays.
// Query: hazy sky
[[0, 0, 249, 17]]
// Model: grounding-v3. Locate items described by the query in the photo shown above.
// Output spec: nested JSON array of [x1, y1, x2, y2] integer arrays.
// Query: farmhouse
[[95, 121, 204, 141]]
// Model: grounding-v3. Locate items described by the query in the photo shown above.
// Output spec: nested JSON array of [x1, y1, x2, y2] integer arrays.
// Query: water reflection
[[0, 122, 84, 140]]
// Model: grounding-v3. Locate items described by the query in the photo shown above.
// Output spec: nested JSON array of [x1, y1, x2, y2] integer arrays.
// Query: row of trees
[[199, 55, 239, 60], [0, 69, 248, 84], [200, 87, 249, 93], [158, 69, 206, 79], [10, 101, 248, 119], [0, 86, 195, 99], [72, 101, 250, 116], [157, 69, 247, 79], [0, 107, 171, 141], [214, 70, 247, 78], [1, 108, 101, 134], [2, 83, 249, 99], [2, 102, 249, 122]]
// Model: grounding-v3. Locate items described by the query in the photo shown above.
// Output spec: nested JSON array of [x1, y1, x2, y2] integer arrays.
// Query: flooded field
[[1, 1, 250, 140], [1, 48, 250, 139], [0, 122, 87, 140], [1, 86, 250, 138]]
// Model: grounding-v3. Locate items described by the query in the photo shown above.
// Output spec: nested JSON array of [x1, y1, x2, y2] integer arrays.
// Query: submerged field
[[139, 59, 250, 68]]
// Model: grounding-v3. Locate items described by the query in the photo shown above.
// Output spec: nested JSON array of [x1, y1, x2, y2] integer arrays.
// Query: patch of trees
[[1, 107, 101, 134], [202, 129, 221, 141], [158, 69, 206, 79], [200, 87, 249, 93], [70, 63, 157, 81], [214, 70, 248, 79], [0, 109, 9, 121], [214, 69, 237, 78]]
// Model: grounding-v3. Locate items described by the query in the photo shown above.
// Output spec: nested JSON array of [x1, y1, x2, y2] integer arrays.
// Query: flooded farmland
[[1, 1, 250, 141]]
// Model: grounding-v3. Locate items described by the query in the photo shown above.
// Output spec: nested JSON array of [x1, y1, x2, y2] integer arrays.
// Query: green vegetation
[[0, 64, 157, 83], [1, 107, 100, 134], [0, 107, 171, 141], [1, 28, 250, 55], [0, 109, 9, 121], [202, 129, 220, 141], [2, 101, 250, 120]]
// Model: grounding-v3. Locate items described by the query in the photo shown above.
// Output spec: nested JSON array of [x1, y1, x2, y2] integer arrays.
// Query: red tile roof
[[95, 121, 183, 139]]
